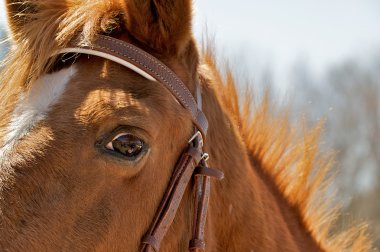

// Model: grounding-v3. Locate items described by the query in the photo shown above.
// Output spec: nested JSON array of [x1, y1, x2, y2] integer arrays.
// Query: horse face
[[1, 0, 197, 250], [0, 54, 195, 250]]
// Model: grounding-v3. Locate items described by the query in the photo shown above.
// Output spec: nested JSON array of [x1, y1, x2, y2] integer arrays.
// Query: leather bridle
[[57, 35, 224, 251]]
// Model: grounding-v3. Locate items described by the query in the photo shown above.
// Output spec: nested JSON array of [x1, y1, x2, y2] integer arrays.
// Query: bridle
[[57, 35, 224, 251]]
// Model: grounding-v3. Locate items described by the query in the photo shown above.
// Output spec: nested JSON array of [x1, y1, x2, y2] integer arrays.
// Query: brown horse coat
[[0, 0, 372, 251]]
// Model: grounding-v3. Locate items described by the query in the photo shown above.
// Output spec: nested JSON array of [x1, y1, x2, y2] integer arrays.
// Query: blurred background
[[1, 0, 380, 248]]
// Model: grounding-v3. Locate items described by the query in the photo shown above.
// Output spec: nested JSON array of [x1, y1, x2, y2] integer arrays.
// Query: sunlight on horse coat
[[0, 0, 373, 251]]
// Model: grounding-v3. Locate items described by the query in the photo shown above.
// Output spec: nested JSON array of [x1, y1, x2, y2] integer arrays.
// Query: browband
[[58, 35, 208, 138], [57, 35, 224, 252]]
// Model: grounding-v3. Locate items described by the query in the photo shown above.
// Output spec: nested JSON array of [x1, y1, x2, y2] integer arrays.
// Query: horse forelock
[[0, 0, 123, 146]]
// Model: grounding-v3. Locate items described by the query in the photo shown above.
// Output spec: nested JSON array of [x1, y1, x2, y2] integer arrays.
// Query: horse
[[0, 0, 373, 251]]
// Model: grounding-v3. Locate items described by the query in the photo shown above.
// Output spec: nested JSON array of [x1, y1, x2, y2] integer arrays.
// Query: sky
[[194, 0, 380, 92], [1, 0, 380, 91], [0, 0, 6, 27]]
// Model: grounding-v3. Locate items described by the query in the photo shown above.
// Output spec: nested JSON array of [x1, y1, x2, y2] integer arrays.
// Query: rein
[[57, 35, 224, 252]]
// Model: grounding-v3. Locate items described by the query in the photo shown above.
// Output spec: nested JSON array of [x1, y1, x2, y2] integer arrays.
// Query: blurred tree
[[290, 57, 380, 248]]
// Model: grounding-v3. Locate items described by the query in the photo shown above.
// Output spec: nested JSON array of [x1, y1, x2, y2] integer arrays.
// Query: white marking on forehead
[[0, 65, 77, 158]]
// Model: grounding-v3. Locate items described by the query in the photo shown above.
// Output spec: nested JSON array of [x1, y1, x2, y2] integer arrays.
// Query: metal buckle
[[201, 153, 209, 161], [188, 131, 203, 147]]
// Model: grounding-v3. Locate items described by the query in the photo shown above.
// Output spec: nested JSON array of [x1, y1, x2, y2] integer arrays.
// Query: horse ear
[[122, 0, 193, 54]]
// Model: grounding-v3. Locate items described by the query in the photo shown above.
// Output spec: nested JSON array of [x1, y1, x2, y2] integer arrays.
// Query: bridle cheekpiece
[[57, 35, 224, 252]]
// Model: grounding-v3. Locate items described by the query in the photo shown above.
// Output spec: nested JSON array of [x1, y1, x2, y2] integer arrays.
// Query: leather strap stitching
[[141, 144, 202, 252], [98, 36, 195, 106]]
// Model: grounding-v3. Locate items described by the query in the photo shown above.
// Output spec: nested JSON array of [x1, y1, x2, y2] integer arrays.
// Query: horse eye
[[105, 133, 145, 159]]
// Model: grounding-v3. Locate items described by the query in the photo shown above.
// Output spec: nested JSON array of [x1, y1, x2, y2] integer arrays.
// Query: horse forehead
[[0, 66, 77, 159], [68, 59, 184, 120]]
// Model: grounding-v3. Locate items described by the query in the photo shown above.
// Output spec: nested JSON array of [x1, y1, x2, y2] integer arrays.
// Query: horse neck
[[201, 75, 322, 251]]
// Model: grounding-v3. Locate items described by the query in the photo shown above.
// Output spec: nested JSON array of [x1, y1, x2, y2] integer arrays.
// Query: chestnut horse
[[0, 0, 372, 251]]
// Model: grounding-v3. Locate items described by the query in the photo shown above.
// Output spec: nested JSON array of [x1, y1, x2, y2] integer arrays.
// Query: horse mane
[[0, 1, 373, 250], [201, 46, 373, 251]]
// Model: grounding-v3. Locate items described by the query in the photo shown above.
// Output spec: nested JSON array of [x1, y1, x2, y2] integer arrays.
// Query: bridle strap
[[140, 139, 223, 252], [59, 35, 208, 138], [57, 35, 224, 251], [140, 142, 203, 252]]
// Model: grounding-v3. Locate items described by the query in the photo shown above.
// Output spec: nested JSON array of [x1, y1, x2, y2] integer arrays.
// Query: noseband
[[58, 35, 224, 251]]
